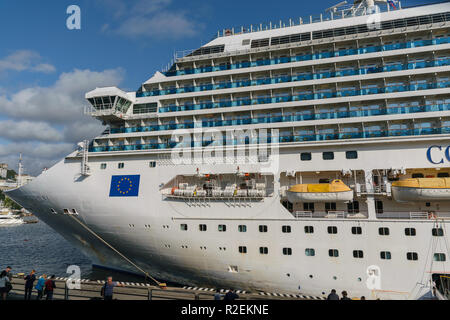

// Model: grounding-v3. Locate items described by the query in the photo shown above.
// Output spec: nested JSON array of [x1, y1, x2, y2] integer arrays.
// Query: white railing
[[292, 211, 313, 218]]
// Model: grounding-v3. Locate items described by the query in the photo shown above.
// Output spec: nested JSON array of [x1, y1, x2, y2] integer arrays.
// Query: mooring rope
[[67, 214, 163, 287]]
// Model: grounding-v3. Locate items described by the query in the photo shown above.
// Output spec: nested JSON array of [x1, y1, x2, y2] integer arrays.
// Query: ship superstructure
[[6, 0, 450, 299]]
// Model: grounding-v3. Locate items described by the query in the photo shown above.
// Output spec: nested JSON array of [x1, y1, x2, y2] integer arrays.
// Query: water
[[0, 220, 150, 283]]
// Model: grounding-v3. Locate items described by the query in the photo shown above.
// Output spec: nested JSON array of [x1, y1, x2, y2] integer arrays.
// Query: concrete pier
[[8, 275, 312, 300]]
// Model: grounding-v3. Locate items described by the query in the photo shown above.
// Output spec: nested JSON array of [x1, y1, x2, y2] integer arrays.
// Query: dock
[[8, 275, 313, 300]]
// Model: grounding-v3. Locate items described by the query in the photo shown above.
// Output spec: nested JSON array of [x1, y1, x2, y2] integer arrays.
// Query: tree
[[0, 190, 22, 210]]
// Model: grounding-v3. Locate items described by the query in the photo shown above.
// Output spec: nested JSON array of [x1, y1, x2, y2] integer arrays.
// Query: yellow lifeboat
[[286, 179, 353, 203], [392, 178, 450, 202]]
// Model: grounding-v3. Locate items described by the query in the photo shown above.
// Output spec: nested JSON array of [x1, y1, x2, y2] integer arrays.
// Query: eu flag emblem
[[109, 175, 140, 197]]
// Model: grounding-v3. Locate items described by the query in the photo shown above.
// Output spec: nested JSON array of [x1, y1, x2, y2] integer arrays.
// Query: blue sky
[[0, 0, 431, 174]]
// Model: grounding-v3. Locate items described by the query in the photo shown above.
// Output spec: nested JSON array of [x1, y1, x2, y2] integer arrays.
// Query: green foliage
[[0, 190, 22, 210], [6, 170, 17, 180]]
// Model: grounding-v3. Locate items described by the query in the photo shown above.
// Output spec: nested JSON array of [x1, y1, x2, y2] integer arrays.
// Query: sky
[[0, 0, 430, 176]]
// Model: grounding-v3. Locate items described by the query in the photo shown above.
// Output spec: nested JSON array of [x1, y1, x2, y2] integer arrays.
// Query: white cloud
[[0, 120, 63, 142], [0, 50, 56, 74], [0, 68, 124, 123], [0, 67, 124, 175], [99, 0, 203, 39]]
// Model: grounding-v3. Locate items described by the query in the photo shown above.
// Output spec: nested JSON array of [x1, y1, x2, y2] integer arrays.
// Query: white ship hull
[[6, 139, 450, 300]]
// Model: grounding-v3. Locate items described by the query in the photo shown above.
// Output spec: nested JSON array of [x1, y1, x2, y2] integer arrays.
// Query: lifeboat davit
[[392, 178, 450, 202], [286, 179, 353, 203]]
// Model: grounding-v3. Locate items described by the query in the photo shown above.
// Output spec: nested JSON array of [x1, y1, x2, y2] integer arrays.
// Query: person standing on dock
[[24, 270, 36, 300], [223, 289, 239, 301], [341, 291, 351, 300], [35, 274, 47, 300], [44, 275, 56, 300], [0, 266, 12, 301], [327, 289, 339, 300], [101, 276, 124, 301]]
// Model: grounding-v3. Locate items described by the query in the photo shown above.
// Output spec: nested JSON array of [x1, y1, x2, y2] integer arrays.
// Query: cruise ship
[[6, 0, 450, 300]]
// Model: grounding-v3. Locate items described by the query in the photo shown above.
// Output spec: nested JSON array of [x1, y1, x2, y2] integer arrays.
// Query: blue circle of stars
[[117, 177, 133, 195]]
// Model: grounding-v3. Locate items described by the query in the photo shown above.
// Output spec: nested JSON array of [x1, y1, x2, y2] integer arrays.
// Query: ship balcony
[[157, 80, 450, 113], [106, 103, 450, 135], [88, 125, 450, 153], [376, 211, 450, 220], [159, 37, 450, 78], [140, 57, 450, 99]]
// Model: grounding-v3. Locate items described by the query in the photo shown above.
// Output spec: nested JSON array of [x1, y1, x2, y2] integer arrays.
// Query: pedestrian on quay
[[44, 275, 57, 300], [223, 289, 239, 301], [327, 289, 339, 300], [214, 289, 224, 300], [341, 290, 351, 300], [101, 276, 124, 301], [0, 266, 13, 301], [35, 274, 47, 300], [24, 270, 36, 300], [360, 296, 366, 300]]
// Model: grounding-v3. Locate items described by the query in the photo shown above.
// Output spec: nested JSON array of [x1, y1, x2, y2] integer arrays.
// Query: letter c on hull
[[427, 146, 444, 164]]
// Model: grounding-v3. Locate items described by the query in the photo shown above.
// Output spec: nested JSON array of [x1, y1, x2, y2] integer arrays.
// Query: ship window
[[347, 201, 360, 214], [282, 201, 293, 211], [322, 152, 334, 160], [100, 163, 107, 169], [305, 248, 315, 256], [346, 151, 358, 159], [239, 246, 247, 254], [405, 228, 416, 236], [63, 209, 69, 215], [329, 249, 339, 257], [380, 251, 391, 260], [327, 226, 338, 234], [375, 200, 384, 214], [238, 225, 247, 232], [242, 39, 250, 46], [352, 226, 362, 235], [259, 225, 268, 233], [303, 203, 315, 212], [353, 250, 364, 258], [283, 248, 292, 256], [133, 103, 157, 114], [180, 224, 188, 231], [325, 202, 336, 213], [50, 208, 57, 214], [432, 228, 444, 237], [218, 224, 227, 232], [199, 224, 207, 231], [379, 227, 390, 236], [434, 253, 446, 262], [118, 163, 125, 169], [407, 252, 418, 261], [300, 152, 312, 161], [438, 172, 450, 177], [149, 161, 157, 168], [71, 209, 78, 215], [259, 247, 269, 255], [412, 173, 424, 178], [282, 225, 292, 233], [304, 226, 314, 234], [319, 179, 330, 183]]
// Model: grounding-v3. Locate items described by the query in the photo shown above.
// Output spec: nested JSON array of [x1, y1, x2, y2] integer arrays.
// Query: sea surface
[[0, 220, 149, 283]]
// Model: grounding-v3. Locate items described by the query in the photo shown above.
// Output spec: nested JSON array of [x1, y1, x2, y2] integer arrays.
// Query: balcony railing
[[291, 211, 367, 219], [139, 57, 449, 98], [158, 81, 450, 113], [157, 37, 449, 78], [109, 103, 450, 135], [90, 126, 450, 153]]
